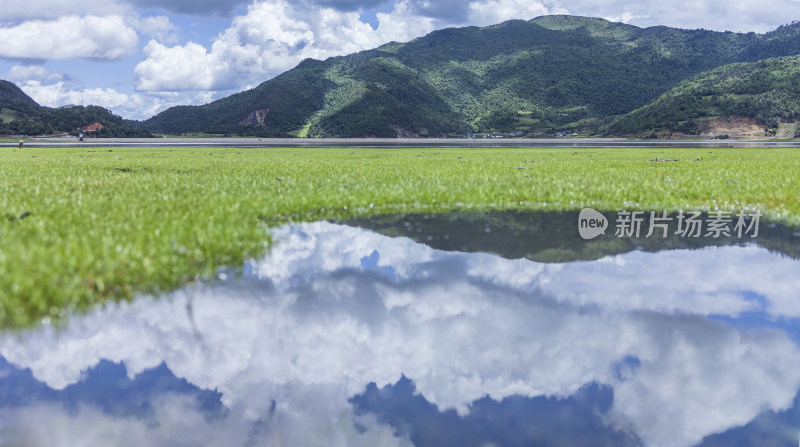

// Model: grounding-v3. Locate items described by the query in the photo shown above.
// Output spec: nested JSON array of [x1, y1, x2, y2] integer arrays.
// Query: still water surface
[[1, 212, 798, 446]]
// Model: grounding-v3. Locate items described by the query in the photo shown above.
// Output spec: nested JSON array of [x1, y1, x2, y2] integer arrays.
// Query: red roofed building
[[83, 122, 104, 132]]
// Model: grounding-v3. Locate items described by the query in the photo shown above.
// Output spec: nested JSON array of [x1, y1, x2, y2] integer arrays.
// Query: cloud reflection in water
[[1, 221, 799, 447]]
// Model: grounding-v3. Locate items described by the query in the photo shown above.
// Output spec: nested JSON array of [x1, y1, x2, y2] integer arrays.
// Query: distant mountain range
[[5, 15, 800, 139], [0, 80, 149, 138]]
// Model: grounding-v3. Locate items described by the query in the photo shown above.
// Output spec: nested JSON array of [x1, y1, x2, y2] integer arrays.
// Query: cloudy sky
[[2, 0, 800, 120]]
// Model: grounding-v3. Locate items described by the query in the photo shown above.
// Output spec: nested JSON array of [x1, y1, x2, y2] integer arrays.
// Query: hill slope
[[0, 81, 150, 138], [141, 16, 800, 138], [0, 80, 42, 117], [606, 55, 800, 137]]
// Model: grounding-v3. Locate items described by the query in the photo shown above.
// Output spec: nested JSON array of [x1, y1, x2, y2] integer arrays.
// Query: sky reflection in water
[[1, 218, 799, 447]]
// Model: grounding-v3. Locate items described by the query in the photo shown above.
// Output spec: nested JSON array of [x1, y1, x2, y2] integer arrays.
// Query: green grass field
[[1, 146, 799, 328]]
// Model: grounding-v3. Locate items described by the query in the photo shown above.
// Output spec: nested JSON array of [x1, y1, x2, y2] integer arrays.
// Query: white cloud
[[602, 11, 649, 24], [1, 222, 799, 447], [467, 0, 564, 26], [373, 0, 438, 43], [0, 0, 128, 23], [133, 0, 438, 92], [15, 79, 214, 120], [500, 248, 800, 317], [4, 65, 66, 83], [17, 80, 131, 109], [0, 397, 412, 447], [547, 0, 800, 32], [0, 15, 139, 61], [135, 40, 230, 91], [134, 15, 179, 44]]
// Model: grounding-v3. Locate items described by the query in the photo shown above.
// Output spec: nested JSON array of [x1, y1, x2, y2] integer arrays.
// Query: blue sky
[[2, 0, 800, 120]]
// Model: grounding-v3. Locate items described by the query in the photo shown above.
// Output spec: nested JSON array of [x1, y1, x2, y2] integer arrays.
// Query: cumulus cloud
[[0, 15, 139, 61], [119, 0, 800, 33], [0, 0, 129, 23], [4, 65, 67, 83], [467, 0, 563, 26], [15, 79, 214, 120], [135, 41, 229, 91], [133, 0, 441, 91], [1, 222, 799, 447], [17, 80, 131, 109], [0, 396, 412, 446], [134, 15, 179, 44], [601, 11, 649, 24], [545, 0, 800, 32], [480, 248, 800, 317], [38, 0, 793, 35]]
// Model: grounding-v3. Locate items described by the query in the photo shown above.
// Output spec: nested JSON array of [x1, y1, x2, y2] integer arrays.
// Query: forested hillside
[[0, 81, 150, 137], [4, 16, 797, 138], [141, 16, 800, 138], [606, 55, 800, 136]]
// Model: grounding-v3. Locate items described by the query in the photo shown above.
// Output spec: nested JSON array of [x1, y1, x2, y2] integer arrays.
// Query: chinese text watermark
[[579, 208, 761, 240]]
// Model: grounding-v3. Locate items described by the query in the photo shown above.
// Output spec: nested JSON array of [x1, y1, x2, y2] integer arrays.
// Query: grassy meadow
[[1, 145, 799, 328]]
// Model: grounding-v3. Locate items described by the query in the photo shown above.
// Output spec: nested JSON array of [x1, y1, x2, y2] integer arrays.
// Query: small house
[[83, 122, 105, 132]]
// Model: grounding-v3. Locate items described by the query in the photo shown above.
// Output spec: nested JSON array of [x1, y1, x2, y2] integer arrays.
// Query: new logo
[[578, 208, 608, 240]]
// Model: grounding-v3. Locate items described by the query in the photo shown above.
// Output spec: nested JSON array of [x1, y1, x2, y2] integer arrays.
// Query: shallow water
[[1, 212, 799, 447]]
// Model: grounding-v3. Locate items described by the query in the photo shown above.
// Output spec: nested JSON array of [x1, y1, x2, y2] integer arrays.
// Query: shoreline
[[3, 136, 798, 148]]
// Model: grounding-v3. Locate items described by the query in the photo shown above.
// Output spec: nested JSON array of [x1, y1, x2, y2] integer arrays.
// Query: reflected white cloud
[[0, 395, 411, 447], [1, 221, 799, 447], [496, 248, 800, 317]]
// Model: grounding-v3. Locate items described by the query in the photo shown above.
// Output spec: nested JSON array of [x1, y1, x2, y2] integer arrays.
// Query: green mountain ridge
[[8, 16, 800, 138], [140, 15, 800, 138], [606, 55, 800, 137], [0, 80, 41, 117], [0, 80, 150, 138]]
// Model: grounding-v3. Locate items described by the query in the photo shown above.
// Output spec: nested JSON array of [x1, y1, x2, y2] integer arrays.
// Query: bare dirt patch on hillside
[[698, 116, 765, 139]]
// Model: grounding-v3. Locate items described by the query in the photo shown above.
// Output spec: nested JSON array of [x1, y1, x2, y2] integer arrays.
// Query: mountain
[[0, 80, 41, 117], [606, 55, 800, 138], [0, 81, 150, 138], [140, 16, 800, 138]]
